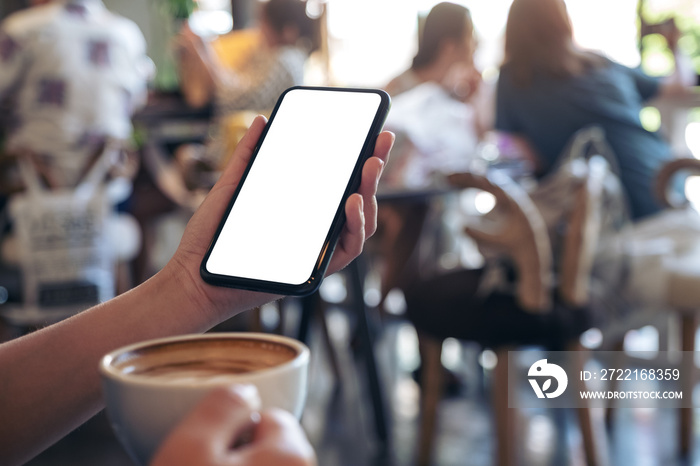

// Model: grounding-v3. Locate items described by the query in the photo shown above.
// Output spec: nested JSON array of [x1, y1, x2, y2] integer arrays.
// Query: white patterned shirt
[[0, 0, 150, 187]]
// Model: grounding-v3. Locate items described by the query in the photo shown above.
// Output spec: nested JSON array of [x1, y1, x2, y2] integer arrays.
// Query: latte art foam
[[112, 337, 298, 384], [130, 359, 267, 383]]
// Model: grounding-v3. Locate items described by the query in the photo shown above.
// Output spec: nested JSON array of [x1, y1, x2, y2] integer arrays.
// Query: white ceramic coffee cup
[[99, 332, 309, 465]]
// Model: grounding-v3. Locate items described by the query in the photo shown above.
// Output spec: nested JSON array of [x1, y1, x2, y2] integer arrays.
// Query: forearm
[[0, 265, 258, 465]]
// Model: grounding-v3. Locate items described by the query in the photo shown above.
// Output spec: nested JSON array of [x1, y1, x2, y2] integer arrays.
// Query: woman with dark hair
[[175, 0, 319, 164], [496, 0, 690, 219], [385, 2, 479, 100], [380, 2, 488, 189], [178, 0, 318, 112]]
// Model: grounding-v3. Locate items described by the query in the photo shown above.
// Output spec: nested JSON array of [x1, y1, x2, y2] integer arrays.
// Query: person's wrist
[[156, 255, 222, 330], [159, 252, 281, 330]]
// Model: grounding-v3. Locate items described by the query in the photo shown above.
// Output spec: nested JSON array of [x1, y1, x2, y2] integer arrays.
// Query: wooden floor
[[20, 302, 700, 466]]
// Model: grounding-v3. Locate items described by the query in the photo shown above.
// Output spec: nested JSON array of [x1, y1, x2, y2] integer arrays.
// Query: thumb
[[233, 409, 317, 466], [151, 385, 261, 463]]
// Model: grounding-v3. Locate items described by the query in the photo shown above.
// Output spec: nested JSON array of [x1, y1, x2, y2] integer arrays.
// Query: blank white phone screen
[[205, 89, 382, 285]]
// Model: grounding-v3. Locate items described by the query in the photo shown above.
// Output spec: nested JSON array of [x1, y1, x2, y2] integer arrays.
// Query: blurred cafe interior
[[3, 0, 700, 465]]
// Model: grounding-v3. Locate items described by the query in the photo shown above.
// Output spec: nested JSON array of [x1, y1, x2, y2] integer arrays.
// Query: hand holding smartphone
[[200, 86, 391, 296]]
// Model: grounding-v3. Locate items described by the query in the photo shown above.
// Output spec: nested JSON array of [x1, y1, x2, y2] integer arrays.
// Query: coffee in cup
[[99, 333, 309, 465]]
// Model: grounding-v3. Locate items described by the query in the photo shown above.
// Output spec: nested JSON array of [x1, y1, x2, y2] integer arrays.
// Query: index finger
[[234, 409, 317, 465], [150, 385, 261, 465]]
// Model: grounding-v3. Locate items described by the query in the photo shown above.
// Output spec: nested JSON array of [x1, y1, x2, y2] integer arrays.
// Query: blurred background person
[[385, 1, 481, 104], [0, 0, 151, 190], [177, 0, 319, 112], [0, 0, 151, 309], [382, 2, 492, 189], [376, 3, 495, 396], [496, 0, 693, 220], [175, 0, 320, 167]]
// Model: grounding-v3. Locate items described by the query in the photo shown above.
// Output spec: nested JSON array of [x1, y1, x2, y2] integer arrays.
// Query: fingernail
[[377, 158, 385, 172], [376, 159, 385, 186]]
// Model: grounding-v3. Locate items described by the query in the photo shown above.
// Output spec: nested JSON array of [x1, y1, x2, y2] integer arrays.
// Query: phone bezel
[[199, 86, 391, 296]]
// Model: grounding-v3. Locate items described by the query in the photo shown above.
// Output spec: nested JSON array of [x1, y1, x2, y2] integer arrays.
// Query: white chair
[[0, 140, 141, 326]]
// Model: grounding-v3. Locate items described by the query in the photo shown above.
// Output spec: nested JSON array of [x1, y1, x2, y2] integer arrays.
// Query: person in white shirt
[[0, 0, 152, 188]]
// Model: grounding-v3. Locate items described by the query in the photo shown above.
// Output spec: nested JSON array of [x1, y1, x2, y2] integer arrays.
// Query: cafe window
[[189, 0, 234, 37], [640, 0, 700, 77]]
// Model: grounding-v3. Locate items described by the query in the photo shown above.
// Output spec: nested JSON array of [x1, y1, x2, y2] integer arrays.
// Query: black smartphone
[[200, 86, 391, 296]]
